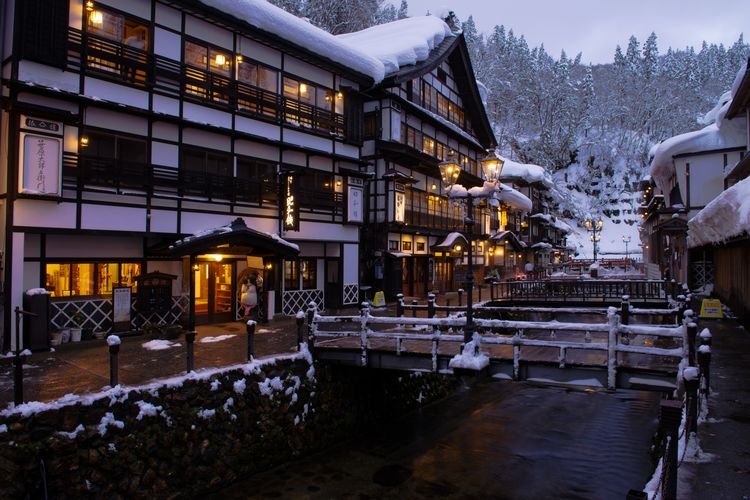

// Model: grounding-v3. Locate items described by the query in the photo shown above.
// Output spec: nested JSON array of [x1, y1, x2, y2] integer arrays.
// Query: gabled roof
[[376, 33, 495, 149], [167, 218, 299, 259], [726, 57, 750, 119]]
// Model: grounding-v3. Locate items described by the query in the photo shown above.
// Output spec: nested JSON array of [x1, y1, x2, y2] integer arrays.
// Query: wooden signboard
[[112, 287, 132, 332]]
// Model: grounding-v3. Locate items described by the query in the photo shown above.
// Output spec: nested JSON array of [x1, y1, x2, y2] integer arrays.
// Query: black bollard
[[296, 312, 305, 351], [659, 400, 682, 500], [620, 295, 630, 325], [412, 299, 418, 318], [185, 331, 196, 372], [699, 328, 712, 348], [683, 367, 700, 436], [457, 289, 463, 307], [698, 346, 711, 395], [396, 294, 404, 318], [246, 320, 256, 360], [108, 335, 121, 387], [478, 285, 482, 302]]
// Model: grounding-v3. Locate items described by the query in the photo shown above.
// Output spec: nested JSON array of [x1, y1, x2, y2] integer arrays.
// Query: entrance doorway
[[324, 259, 341, 310], [194, 261, 234, 324]]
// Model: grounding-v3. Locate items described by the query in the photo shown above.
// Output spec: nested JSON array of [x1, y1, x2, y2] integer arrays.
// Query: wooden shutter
[[343, 89, 363, 145], [20, 0, 69, 68]]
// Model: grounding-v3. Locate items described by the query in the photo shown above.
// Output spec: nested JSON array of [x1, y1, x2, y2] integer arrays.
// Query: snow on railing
[[312, 303, 687, 390]]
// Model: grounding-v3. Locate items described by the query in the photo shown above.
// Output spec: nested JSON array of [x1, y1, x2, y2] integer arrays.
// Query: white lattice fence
[[282, 289, 324, 316], [51, 296, 188, 333], [343, 283, 359, 305]]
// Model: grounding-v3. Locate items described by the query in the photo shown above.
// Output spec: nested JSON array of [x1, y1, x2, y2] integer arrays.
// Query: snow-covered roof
[[498, 157, 554, 188], [530, 213, 573, 234], [434, 232, 468, 249], [688, 176, 750, 248], [198, 0, 384, 82], [447, 182, 532, 213], [650, 63, 748, 192], [496, 184, 533, 213], [337, 16, 453, 79]]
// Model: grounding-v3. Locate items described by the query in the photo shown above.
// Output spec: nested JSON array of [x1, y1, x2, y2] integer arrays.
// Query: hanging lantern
[[480, 149, 504, 183], [438, 153, 461, 189]]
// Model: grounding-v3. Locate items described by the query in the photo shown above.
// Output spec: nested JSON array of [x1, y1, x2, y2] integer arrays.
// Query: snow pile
[[98, 412, 124, 436], [650, 62, 747, 191], [337, 16, 453, 77], [142, 339, 181, 351], [258, 376, 284, 399], [107, 335, 121, 347], [199, 0, 384, 82], [197, 408, 216, 420], [448, 338, 489, 370], [135, 400, 163, 421], [57, 424, 85, 439], [199, 334, 236, 344], [688, 176, 750, 247], [496, 183, 533, 213], [233, 378, 246, 395], [25, 288, 49, 296], [499, 157, 554, 187]]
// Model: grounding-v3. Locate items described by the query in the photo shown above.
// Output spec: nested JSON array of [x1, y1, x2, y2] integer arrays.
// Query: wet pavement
[[679, 316, 750, 499], [210, 380, 662, 499]]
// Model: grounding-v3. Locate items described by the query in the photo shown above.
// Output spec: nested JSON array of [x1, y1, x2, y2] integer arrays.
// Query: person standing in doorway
[[240, 275, 258, 320]]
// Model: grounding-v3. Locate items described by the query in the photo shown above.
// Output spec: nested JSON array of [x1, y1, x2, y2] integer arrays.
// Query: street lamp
[[584, 217, 603, 261], [622, 235, 631, 266], [439, 150, 504, 348]]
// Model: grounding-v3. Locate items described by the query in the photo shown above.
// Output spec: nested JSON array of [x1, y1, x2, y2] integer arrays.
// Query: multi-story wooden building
[[1, 0, 376, 349], [349, 21, 513, 298]]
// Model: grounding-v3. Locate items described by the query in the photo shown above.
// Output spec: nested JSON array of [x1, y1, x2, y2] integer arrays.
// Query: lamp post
[[584, 217, 603, 261], [439, 149, 504, 346], [622, 235, 631, 266]]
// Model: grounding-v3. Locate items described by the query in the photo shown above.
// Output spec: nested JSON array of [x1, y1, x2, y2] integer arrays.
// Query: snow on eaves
[[499, 157, 554, 188], [199, 0, 384, 82], [688, 176, 750, 248], [337, 15, 453, 78], [650, 63, 748, 192]]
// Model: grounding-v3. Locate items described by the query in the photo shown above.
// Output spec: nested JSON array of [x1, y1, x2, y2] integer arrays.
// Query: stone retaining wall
[[0, 353, 457, 498]]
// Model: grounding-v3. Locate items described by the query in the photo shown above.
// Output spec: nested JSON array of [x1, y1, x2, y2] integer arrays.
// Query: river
[[212, 379, 661, 499]]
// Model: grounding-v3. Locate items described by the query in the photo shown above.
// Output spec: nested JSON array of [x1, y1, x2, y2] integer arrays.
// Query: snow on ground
[[688, 176, 750, 247], [199, 334, 236, 344], [142, 339, 182, 351]]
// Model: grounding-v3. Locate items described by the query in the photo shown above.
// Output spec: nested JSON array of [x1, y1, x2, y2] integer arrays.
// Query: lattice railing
[[343, 284, 359, 305], [282, 289, 324, 316]]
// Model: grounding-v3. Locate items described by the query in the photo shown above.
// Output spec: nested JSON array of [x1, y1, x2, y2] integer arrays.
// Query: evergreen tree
[[397, 0, 408, 19], [642, 32, 658, 81]]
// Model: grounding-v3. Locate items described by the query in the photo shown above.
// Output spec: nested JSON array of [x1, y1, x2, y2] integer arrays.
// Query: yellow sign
[[700, 298, 723, 319], [372, 291, 386, 309]]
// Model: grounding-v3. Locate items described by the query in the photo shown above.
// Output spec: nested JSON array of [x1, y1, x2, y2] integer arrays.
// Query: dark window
[[236, 157, 278, 205], [416, 242, 425, 252], [389, 240, 400, 251], [183, 147, 231, 177], [343, 90, 363, 144], [20, 0, 68, 68], [80, 131, 147, 188], [284, 260, 299, 290], [363, 112, 378, 140], [301, 258, 317, 290]]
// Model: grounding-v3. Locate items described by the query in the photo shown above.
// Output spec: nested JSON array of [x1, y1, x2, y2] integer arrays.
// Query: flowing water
[[213, 380, 661, 499]]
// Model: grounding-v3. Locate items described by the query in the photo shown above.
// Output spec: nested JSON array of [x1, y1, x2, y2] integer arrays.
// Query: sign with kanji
[[394, 184, 405, 223], [346, 177, 364, 224], [19, 133, 62, 196], [281, 174, 299, 231]]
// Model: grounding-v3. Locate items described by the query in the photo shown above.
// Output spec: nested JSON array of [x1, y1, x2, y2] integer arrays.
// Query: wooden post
[[295, 312, 305, 351], [620, 295, 630, 325], [659, 400, 682, 500], [360, 302, 370, 367], [396, 293, 404, 318], [306, 302, 317, 354], [687, 322, 698, 365], [512, 333, 521, 381], [607, 309, 619, 390], [699, 328, 712, 347], [427, 293, 436, 318]]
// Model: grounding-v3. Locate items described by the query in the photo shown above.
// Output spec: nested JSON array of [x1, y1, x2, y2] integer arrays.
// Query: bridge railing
[[397, 293, 687, 325], [309, 302, 698, 390], [487, 279, 679, 303]]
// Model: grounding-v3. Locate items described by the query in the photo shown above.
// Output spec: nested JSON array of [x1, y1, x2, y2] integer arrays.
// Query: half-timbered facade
[[1, 0, 374, 348], [357, 29, 502, 299]]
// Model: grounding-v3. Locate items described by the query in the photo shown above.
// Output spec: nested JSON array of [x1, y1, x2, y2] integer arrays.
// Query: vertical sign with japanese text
[[394, 183, 405, 223], [281, 174, 299, 231], [19, 132, 62, 196], [346, 177, 364, 224]]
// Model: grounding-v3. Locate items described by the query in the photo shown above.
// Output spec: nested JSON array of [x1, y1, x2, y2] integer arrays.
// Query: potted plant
[[70, 312, 85, 342]]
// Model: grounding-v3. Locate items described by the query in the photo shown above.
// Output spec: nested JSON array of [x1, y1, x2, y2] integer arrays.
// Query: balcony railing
[[66, 28, 344, 137], [298, 188, 343, 213]]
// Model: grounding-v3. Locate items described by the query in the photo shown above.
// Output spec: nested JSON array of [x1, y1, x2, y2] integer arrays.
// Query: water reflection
[[212, 380, 660, 499]]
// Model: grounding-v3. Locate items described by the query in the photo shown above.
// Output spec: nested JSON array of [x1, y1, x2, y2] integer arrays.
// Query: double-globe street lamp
[[584, 217, 603, 261], [622, 235, 631, 265], [439, 150, 504, 348]]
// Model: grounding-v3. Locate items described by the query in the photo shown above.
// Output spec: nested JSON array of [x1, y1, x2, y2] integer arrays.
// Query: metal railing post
[[185, 331, 196, 372]]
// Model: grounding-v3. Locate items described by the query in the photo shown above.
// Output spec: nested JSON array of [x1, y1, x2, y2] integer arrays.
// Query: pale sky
[[392, 0, 750, 64]]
